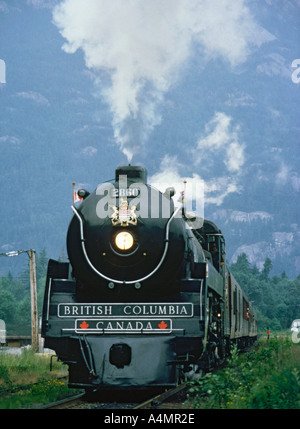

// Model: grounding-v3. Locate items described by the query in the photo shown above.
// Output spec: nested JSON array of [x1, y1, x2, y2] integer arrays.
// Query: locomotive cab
[[198, 220, 225, 272]]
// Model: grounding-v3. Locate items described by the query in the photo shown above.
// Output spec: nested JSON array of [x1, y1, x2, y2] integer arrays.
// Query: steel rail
[[133, 383, 188, 409], [38, 392, 86, 409]]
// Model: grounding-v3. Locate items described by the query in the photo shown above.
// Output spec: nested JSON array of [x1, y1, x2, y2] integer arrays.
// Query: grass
[[1, 335, 299, 409], [0, 348, 75, 409], [187, 336, 300, 409]]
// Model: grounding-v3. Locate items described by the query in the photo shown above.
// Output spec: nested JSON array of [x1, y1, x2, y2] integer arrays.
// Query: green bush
[[187, 338, 300, 409]]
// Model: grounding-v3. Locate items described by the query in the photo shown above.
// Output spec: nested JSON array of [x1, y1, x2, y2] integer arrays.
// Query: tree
[[230, 253, 252, 295], [36, 248, 47, 283], [230, 256, 300, 331], [231, 253, 251, 273], [0, 249, 49, 335], [260, 257, 273, 280], [0, 288, 16, 323]]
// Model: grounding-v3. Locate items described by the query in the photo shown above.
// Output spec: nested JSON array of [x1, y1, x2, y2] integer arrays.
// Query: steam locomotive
[[42, 165, 257, 391]]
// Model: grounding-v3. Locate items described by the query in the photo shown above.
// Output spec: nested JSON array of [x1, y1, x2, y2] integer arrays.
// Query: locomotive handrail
[[71, 205, 181, 286], [45, 277, 52, 321]]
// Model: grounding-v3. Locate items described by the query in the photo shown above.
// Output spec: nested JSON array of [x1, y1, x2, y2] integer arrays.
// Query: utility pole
[[29, 249, 39, 353], [0, 248, 39, 352]]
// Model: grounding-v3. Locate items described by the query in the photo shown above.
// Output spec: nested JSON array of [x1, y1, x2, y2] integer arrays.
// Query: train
[[42, 165, 257, 391]]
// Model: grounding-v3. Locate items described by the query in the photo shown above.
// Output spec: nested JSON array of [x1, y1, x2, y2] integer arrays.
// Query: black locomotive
[[42, 165, 257, 391]]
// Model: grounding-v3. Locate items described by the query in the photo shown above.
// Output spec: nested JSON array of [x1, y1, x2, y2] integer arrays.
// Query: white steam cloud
[[53, 0, 274, 161], [151, 151, 242, 209], [150, 110, 246, 208], [196, 112, 245, 173]]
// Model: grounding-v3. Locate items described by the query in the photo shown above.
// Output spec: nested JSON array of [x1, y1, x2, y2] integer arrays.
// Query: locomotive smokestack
[[115, 165, 147, 184]]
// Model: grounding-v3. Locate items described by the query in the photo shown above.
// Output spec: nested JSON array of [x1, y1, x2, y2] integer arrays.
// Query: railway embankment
[[186, 336, 300, 409]]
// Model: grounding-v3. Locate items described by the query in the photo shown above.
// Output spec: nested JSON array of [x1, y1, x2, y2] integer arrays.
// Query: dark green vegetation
[[0, 250, 299, 335], [230, 253, 300, 331], [187, 337, 300, 409], [0, 249, 48, 335]]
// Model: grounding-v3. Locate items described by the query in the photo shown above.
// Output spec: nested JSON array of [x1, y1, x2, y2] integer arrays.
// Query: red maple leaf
[[158, 321, 168, 329], [80, 321, 89, 330]]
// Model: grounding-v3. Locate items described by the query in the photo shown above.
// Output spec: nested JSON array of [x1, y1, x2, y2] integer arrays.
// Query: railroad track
[[40, 382, 190, 410], [39, 392, 86, 409], [134, 383, 189, 409]]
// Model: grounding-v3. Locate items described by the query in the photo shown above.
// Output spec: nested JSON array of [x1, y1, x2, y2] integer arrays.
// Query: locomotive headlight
[[115, 231, 134, 251]]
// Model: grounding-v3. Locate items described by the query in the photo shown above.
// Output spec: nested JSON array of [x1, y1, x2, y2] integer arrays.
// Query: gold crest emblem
[[109, 198, 137, 227]]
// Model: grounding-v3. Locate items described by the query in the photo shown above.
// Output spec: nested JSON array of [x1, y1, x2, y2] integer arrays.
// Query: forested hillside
[[1, 1, 299, 280], [230, 254, 300, 331], [0, 250, 299, 336]]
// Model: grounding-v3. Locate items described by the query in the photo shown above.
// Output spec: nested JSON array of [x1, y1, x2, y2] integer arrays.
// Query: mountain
[[0, 0, 299, 278], [210, 209, 300, 274]]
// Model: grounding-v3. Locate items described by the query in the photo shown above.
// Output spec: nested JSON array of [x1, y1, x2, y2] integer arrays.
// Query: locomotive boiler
[[42, 165, 257, 391]]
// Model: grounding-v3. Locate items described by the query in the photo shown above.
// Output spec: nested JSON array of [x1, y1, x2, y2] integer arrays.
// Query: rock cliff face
[[212, 209, 273, 224], [209, 209, 299, 277]]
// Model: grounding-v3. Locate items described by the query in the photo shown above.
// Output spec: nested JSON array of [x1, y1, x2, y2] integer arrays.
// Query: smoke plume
[[53, 0, 274, 161]]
